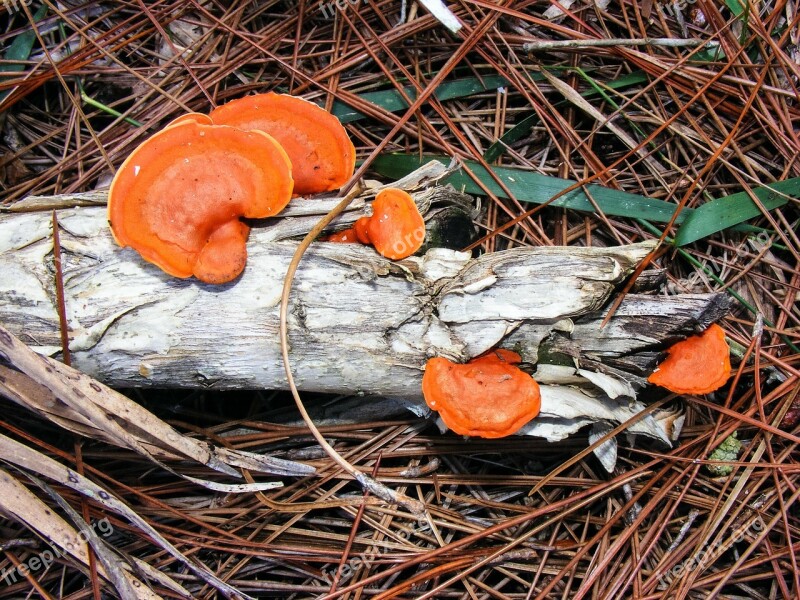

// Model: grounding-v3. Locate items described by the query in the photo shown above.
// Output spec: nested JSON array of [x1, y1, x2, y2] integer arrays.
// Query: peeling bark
[[0, 179, 730, 398], [0, 168, 731, 453]]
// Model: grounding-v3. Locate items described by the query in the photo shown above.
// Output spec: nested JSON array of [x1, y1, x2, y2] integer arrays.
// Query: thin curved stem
[[278, 182, 425, 515]]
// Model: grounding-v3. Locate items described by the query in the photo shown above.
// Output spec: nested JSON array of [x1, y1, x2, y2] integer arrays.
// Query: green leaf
[[0, 5, 48, 106], [330, 74, 512, 124], [724, 0, 746, 17], [674, 179, 800, 246], [1, 4, 48, 73], [482, 113, 539, 162], [371, 154, 693, 225], [692, 43, 726, 62]]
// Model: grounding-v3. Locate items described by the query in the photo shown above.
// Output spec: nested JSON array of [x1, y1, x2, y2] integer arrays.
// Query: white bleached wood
[[417, 0, 462, 33], [0, 204, 653, 395], [0, 174, 730, 455]]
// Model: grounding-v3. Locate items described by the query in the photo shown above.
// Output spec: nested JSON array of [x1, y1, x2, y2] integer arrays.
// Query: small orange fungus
[[648, 323, 731, 394], [422, 350, 541, 438], [362, 188, 425, 260], [324, 228, 360, 243]]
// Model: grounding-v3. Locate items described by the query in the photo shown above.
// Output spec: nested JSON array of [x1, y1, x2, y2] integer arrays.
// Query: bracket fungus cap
[[364, 188, 425, 260], [209, 92, 355, 195], [422, 350, 541, 438], [648, 323, 732, 394], [165, 112, 213, 128], [108, 120, 293, 284]]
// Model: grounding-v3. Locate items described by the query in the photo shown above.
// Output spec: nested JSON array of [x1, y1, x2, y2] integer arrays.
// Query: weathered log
[[0, 165, 730, 453], [0, 179, 729, 394]]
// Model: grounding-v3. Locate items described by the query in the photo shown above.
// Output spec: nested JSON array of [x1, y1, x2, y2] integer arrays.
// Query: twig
[[523, 37, 707, 52], [665, 509, 701, 554], [0, 539, 39, 552], [278, 183, 425, 515], [51, 210, 71, 367]]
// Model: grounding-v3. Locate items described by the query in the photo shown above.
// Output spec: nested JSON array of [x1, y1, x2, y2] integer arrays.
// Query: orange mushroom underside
[[422, 350, 541, 438], [323, 227, 360, 243], [108, 120, 293, 284], [209, 92, 355, 195], [648, 323, 731, 394]]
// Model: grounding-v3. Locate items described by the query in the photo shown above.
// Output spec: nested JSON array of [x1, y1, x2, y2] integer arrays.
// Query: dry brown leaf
[[0, 468, 166, 599], [0, 433, 252, 599], [0, 325, 313, 487]]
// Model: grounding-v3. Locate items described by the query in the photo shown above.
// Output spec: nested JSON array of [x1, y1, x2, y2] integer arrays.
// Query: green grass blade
[[80, 88, 143, 127], [371, 153, 692, 224], [1, 4, 48, 72], [724, 0, 746, 17], [482, 113, 539, 162], [483, 70, 649, 162], [674, 179, 800, 246], [0, 5, 48, 106], [331, 74, 512, 124]]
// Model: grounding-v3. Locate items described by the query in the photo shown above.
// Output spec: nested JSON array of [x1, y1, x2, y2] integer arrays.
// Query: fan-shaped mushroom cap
[[422, 351, 541, 438], [354, 216, 372, 244], [165, 113, 213, 127], [108, 120, 293, 284], [364, 188, 425, 260], [209, 92, 355, 195], [648, 323, 731, 394]]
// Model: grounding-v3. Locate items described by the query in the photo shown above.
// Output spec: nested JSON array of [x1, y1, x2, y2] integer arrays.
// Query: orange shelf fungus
[[323, 189, 425, 258], [164, 112, 213, 128], [209, 92, 355, 195], [422, 350, 541, 439], [324, 228, 360, 243], [354, 216, 372, 244], [648, 323, 731, 394], [362, 188, 425, 260], [108, 120, 293, 284]]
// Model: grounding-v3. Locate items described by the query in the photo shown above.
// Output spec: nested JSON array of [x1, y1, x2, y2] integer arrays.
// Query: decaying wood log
[[0, 205, 725, 393], [0, 163, 731, 453]]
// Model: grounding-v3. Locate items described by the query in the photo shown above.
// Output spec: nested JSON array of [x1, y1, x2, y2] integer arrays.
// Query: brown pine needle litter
[[0, 0, 799, 598]]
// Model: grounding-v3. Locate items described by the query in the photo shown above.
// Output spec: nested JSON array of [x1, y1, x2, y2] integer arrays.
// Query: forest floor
[[0, 1, 798, 598]]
